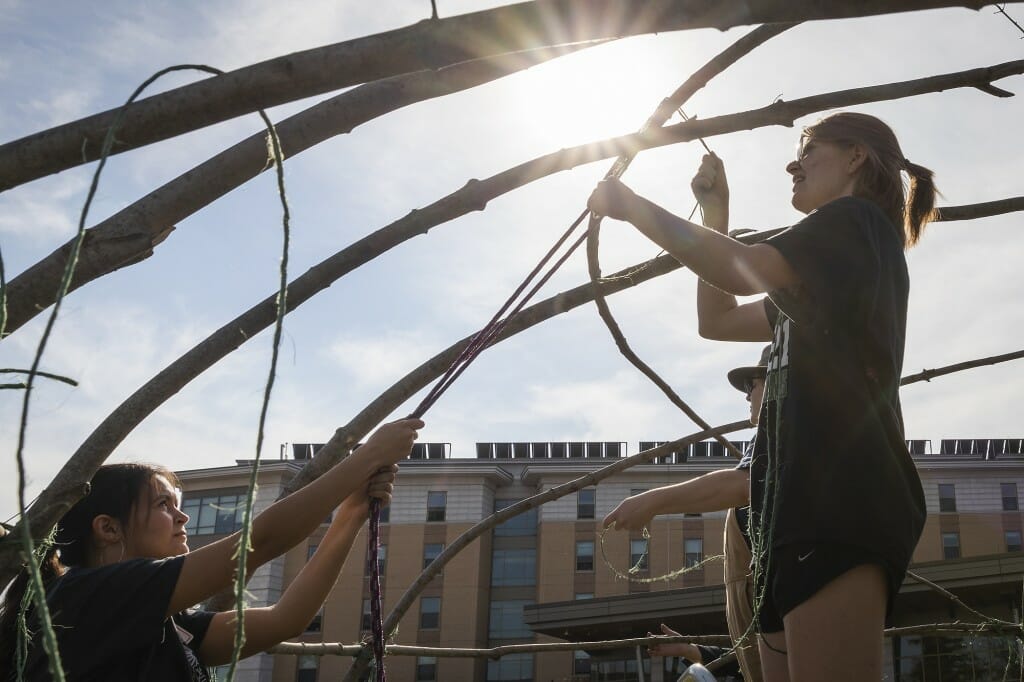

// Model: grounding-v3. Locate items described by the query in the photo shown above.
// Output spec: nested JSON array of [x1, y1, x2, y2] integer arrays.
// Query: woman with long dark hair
[[1, 419, 422, 681], [589, 112, 934, 681]]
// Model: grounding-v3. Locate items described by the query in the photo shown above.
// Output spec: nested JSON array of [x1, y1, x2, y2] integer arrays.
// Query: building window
[[361, 599, 372, 631], [305, 607, 323, 633], [894, 634, 1022, 681], [630, 488, 647, 497], [181, 492, 245, 536], [415, 656, 437, 682], [307, 543, 318, 561], [575, 592, 594, 600], [426, 491, 447, 522], [296, 655, 318, 682], [942, 532, 961, 560], [630, 538, 649, 571], [1002, 483, 1019, 511], [684, 538, 704, 568], [576, 541, 594, 572], [366, 544, 387, 576], [1006, 531, 1022, 553], [574, 651, 592, 675], [938, 484, 957, 512], [491, 549, 536, 586], [420, 597, 441, 630], [577, 489, 596, 520], [423, 543, 444, 570], [489, 600, 534, 639], [494, 499, 537, 537], [486, 653, 533, 681]]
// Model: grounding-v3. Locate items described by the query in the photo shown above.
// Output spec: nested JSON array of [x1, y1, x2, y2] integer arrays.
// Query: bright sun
[[506, 41, 689, 150]]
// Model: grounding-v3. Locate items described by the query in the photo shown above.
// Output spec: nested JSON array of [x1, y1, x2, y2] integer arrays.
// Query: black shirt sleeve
[[174, 608, 217, 650], [764, 197, 883, 329]]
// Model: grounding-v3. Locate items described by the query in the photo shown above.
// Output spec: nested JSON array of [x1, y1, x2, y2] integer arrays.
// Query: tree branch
[[6, 59, 1022, 338], [934, 196, 1024, 221], [1, 46, 593, 336], [904, 570, 1019, 627], [0, 0, 992, 191], [268, 621, 1019, 657], [271, 633, 734, 657], [901, 349, 1024, 386]]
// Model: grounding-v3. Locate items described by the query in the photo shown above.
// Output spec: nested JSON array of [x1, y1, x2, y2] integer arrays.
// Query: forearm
[[262, 511, 364, 643], [203, 511, 366, 663], [246, 445, 377, 567], [643, 469, 749, 516], [625, 197, 768, 296], [695, 203, 742, 336]]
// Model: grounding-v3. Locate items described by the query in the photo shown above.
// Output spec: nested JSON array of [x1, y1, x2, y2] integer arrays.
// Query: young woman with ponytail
[[0, 419, 422, 681], [589, 112, 935, 682]]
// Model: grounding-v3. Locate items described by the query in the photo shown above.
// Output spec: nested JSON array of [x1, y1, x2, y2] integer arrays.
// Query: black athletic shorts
[[755, 542, 902, 634]]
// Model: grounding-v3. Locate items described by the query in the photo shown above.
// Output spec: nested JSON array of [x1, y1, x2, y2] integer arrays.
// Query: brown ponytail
[[903, 159, 937, 246], [802, 112, 938, 249]]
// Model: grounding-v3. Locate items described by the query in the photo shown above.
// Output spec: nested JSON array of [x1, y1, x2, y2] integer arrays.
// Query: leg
[[757, 631, 790, 682], [782, 563, 887, 682], [724, 510, 763, 682]]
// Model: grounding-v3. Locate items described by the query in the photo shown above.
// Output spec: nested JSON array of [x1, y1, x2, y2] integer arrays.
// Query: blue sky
[[2, 1, 1023, 518]]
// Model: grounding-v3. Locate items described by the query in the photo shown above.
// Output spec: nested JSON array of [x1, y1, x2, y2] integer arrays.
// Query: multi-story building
[[176, 437, 1024, 682]]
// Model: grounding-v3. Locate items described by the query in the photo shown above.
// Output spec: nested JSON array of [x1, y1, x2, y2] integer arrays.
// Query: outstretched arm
[[588, 177, 797, 299], [199, 467, 395, 664], [647, 623, 704, 661], [603, 468, 749, 532], [169, 418, 422, 615]]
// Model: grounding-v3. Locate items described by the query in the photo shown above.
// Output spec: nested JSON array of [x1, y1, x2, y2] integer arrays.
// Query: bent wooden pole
[[2, 46, 593, 336], [0, 0, 989, 190]]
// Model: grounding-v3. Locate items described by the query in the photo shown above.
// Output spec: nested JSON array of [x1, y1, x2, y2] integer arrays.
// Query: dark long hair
[[802, 112, 938, 247], [0, 463, 178, 676]]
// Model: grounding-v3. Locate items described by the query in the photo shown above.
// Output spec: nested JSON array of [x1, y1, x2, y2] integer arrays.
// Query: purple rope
[[364, 223, 590, 680], [367, 498, 386, 681]]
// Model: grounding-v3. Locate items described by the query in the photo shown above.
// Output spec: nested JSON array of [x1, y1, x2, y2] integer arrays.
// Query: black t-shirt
[[20, 557, 214, 681], [748, 196, 926, 572], [734, 443, 755, 551]]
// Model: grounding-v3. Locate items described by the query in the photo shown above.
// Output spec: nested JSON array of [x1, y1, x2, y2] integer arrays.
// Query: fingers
[[367, 464, 398, 505], [587, 178, 634, 221], [660, 623, 680, 636], [365, 419, 425, 465], [691, 153, 727, 194]]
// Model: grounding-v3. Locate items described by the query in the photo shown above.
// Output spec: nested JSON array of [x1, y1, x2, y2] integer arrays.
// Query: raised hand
[[690, 152, 729, 230], [588, 177, 640, 222], [358, 418, 424, 467]]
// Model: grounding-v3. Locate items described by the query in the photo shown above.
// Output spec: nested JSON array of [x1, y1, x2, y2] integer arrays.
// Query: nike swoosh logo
[[797, 550, 815, 562]]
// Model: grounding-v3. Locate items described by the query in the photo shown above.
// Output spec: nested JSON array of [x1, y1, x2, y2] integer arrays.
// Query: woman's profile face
[[123, 474, 191, 560], [785, 138, 859, 214]]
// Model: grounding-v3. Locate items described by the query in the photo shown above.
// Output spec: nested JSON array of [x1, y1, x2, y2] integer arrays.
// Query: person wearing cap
[[603, 346, 769, 681]]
